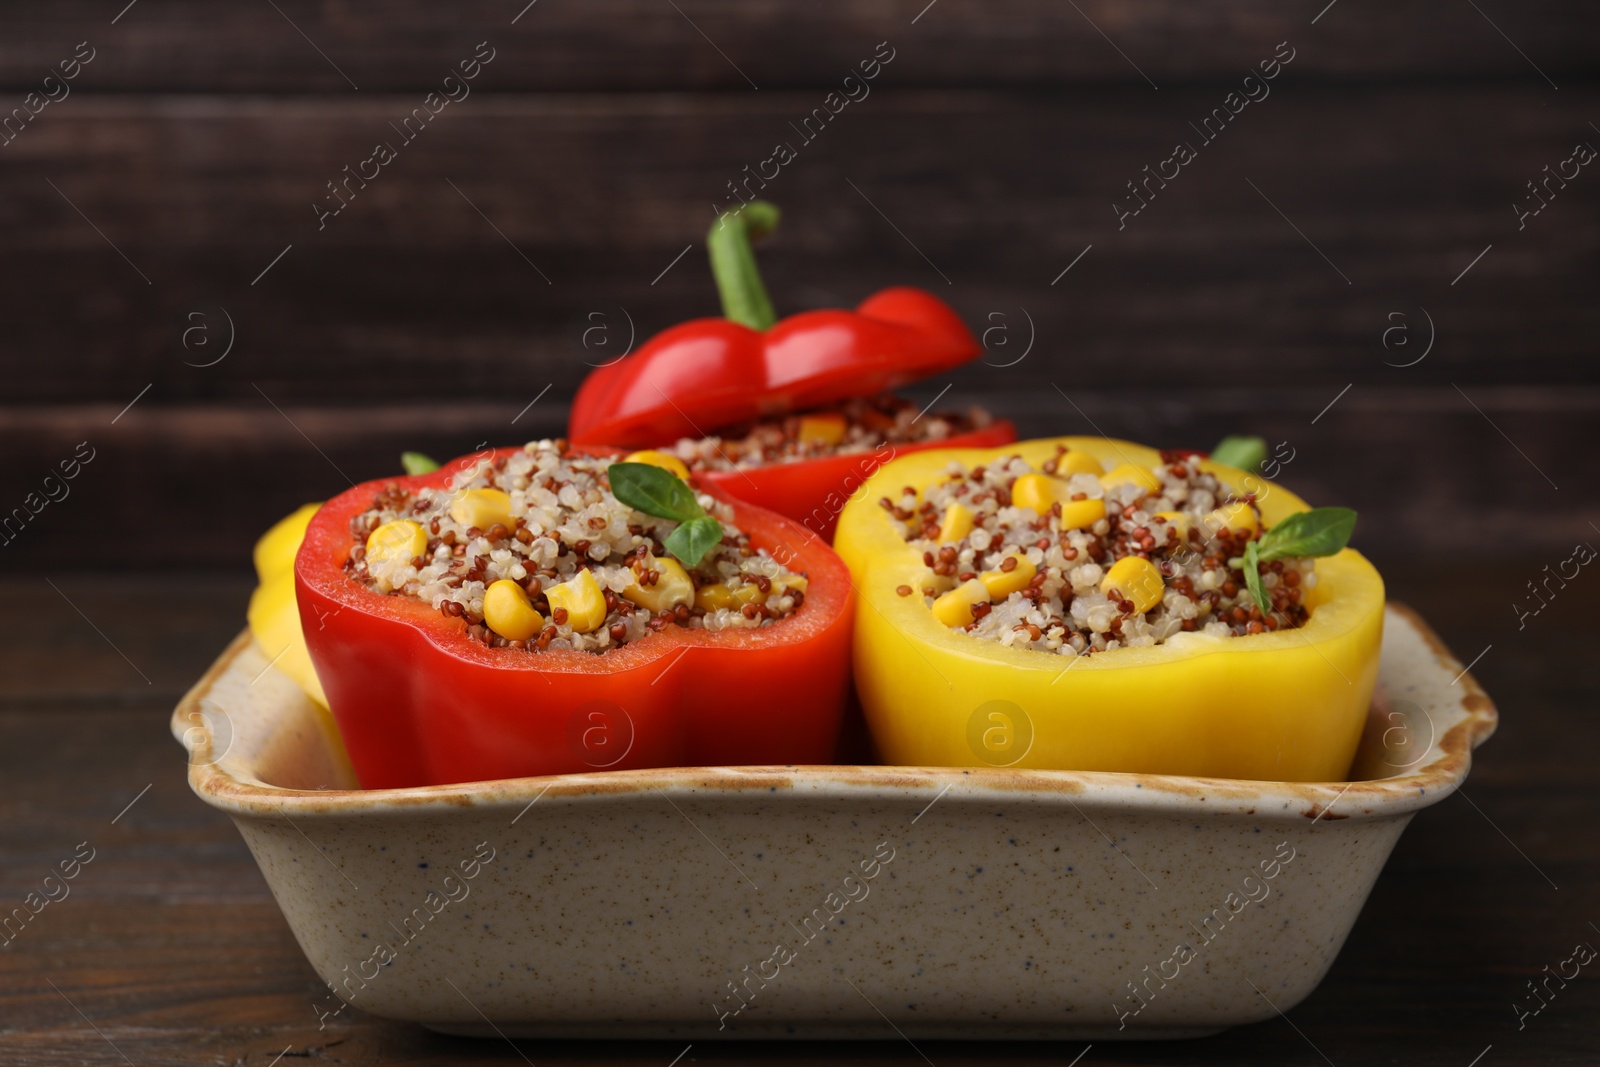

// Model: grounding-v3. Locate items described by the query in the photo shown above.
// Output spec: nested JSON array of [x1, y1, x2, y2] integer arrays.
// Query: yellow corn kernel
[[1054, 450, 1105, 477], [365, 520, 427, 565], [693, 582, 732, 612], [483, 579, 544, 641], [621, 556, 694, 614], [796, 412, 848, 446], [1100, 463, 1162, 497], [546, 569, 606, 633], [694, 585, 732, 607], [1205, 500, 1261, 540], [695, 574, 806, 612], [621, 450, 691, 482], [938, 502, 976, 542], [1101, 556, 1165, 614], [932, 578, 990, 628], [695, 581, 759, 613], [1011, 473, 1062, 514], [1059, 497, 1107, 532], [1154, 510, 1193, 540], [980, 551, 1037, 598], [449, 488, 514, 532]]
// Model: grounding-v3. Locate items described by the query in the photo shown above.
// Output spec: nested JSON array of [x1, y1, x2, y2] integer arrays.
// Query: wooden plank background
[[0, 0, 1593, 571], [1, 7, 1597, 1063]]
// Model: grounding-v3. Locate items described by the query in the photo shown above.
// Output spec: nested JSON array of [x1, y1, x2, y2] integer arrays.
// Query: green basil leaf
[[1242, 538, 1270, 614], [1210, 435, 1268, 473], [608, 462, 705, 523], [401, 451, 441, 475], [663, 515, 723, 568], [1257, 507, 1357, 562]]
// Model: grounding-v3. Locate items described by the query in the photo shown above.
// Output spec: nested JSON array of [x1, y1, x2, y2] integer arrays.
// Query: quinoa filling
[[345, 441, 806, 653], [669, 394, 991, 472], [884, 446, 1317, 656]]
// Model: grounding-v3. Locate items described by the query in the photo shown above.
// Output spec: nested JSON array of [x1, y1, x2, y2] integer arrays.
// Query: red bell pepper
[[294, 448, 855, 789], [568, 201, 1015, 538]]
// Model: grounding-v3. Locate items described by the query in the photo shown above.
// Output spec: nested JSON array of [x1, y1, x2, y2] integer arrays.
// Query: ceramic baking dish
[[172, 603, 1494, 1040]]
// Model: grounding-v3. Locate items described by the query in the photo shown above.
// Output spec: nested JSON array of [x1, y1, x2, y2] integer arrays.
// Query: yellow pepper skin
[[246, 503, 328, 706], [835, 437, 1385, 782]]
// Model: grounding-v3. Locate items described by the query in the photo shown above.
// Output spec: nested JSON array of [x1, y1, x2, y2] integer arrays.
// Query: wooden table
[[2, 0, 1594, 1060], [1, 565, 1593, 1066]]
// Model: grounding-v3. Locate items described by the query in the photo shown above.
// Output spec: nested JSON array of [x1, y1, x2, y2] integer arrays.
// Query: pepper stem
[[707, 200, 780, 330]]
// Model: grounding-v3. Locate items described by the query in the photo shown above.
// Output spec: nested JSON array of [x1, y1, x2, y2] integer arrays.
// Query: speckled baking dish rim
[[172, 603, 1495, 1040]]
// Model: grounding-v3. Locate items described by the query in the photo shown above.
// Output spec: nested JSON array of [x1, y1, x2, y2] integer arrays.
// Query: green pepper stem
[[707, 200, 780, 330]]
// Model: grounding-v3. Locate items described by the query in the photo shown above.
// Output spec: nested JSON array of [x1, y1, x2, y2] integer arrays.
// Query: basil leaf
[[1242, 539, 1270, 614], [610, 461, 722, 566], [663, 515, 724, 568], [1210, 435, 1268, 473], [1257, 507, 1357, 563], [401, 451, 440, 475], [608, 462, 705, 523]]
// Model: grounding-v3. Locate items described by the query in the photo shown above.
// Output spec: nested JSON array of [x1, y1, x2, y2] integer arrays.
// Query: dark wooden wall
[[1, 1, 1595, 572]]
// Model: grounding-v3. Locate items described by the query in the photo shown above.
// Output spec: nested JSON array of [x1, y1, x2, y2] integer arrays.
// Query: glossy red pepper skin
[[569, 287, 985, 448], [697, 422, 1017, 541], [294, 450, 855, 789]]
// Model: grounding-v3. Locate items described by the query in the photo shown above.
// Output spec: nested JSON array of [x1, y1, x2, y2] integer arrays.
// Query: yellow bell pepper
[[834, 436, 1385, 782], [246, 503, 328, 706]]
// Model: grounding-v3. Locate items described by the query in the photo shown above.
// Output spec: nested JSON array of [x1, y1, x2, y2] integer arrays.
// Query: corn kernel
[[483, 579, 544, 641], [1011, 473, 1062, 514], [1154, 510, 1193, 540], [621, 556, 694, 613], [938, 502, 976, 542], [932, 578, 990, 627], [1100, 463, 1162, 497], [621, 450, 691, 482], [365, 520, 426, 565], [1059, 497, 1107, 531], [1055, 450, 1105, 477], [1101, 556, 1165, 614], [980, 551, 1037, 598], [695, 581, 760, 613], [546, 569, 607, 633], [1204, 501, 1260, 540], [796, 412, 848, 446], [693, 582, 731, 612], [695, 574, 805, 613], [449, 488, 514, 532]]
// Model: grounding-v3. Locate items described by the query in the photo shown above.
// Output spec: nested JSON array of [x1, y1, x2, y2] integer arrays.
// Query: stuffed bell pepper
[[568, 201, 1015, 539], [265, 440, 852, 788], [835, 437, 1384, 782]]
